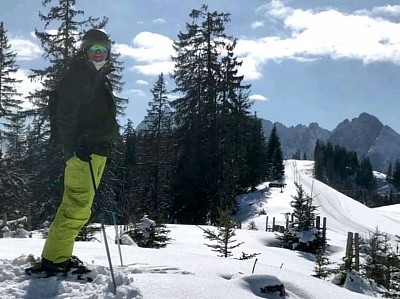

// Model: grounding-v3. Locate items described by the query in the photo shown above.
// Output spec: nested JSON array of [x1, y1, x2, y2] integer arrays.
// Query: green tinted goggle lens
[[87, 44, 110, 53]]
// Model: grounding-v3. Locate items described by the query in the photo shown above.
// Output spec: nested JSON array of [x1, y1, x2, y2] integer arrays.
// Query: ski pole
[[88, 159, 117, 295], [111, 196, 124, 267]]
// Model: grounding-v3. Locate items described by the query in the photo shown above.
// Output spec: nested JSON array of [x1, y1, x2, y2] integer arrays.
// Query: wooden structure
[[344, 232, 360, 271]]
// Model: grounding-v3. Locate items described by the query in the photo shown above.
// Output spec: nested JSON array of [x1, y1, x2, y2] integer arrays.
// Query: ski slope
[[289, 160, 400, 237], [239, 160, 400, 239]]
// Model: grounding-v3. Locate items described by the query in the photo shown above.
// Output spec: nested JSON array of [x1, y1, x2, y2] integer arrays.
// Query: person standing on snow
[[39, 28, 119, 273]]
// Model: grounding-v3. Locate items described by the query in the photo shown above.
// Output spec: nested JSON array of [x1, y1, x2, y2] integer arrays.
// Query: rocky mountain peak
[[261, 112, 398, 172]]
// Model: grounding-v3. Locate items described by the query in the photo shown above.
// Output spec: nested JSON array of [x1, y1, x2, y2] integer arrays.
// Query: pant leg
[[42, 154, 107, 263]]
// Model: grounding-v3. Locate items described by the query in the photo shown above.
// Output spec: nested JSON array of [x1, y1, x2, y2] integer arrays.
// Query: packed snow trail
[[287, 160, 400, 237]]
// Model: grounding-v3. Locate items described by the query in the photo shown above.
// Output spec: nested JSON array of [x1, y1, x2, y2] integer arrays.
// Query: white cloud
[[251, 21, 264, 29], [259, 0, 293, 18], [372, 5, 400, 17], [116, 3, 400, 83], [151, 18, 166, 24], [115, 31, 174, 75], [136, 79, 149, 85], [235, 1, 400, 81], [129, 89, 146, 97], [237, 55, 264, 80], [249, 94, 268, 101], [131, 61, 175, 76], [14, 69, 43, 109], [9, 36, 42, 61]]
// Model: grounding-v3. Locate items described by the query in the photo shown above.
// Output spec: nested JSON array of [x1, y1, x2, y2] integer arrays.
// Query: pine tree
[[135, 73, 174, 220], [266, 125, 284, 181], [0, 22, 23, 129], [241, 114, 268, 192], [313, 140, 324, 180], [356, 157, 376, 191], [387, 163, 393, 184], [114, 120, 137, 223], [277, 183, 324, 253], [0, 22, 26, 162], [0, 22, 28, 222], [313, 249, 332, 279], [392, 161, 400, 191], [171, 6, 257, 224], [361, 227, 391, 289], [126, 215, 171, 248], [202, 207, 244, 258], [215, 39, 256, 212], [0, 21, 23, 148], [171, 5, 233, 224]]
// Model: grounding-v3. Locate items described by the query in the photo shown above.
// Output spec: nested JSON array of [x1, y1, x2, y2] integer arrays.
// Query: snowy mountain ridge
[[262, 113, 400, 172]]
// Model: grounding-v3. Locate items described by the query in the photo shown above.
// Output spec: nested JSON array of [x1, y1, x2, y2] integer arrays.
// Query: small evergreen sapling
[[313, 249, 332, 279], [247, 220, 258, 230], [76, 223, 101, 242], [126, 215, 171, 248], [202, 207, 244, 258], [277, 183, 325, 253], [361, 227, 391, 289]]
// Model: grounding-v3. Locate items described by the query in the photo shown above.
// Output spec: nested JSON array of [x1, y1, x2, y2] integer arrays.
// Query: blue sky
[[2, 0, 400, 132]]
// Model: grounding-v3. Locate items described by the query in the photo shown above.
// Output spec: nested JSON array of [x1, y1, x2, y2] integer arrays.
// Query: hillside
[[1, 160, 400, 298]]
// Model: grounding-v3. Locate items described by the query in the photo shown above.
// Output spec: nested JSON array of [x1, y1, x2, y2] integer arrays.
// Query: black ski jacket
[[57, 55, 119, 159]]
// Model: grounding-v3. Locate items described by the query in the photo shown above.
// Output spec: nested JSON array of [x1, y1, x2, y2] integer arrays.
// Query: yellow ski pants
[[42, 154, 107, 263]]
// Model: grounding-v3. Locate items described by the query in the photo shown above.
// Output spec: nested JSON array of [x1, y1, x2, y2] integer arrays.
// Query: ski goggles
[[86, 43, 110, 53]]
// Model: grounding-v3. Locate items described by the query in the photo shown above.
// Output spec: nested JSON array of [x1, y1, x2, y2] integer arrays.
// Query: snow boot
[[25, 255, 92, 281]]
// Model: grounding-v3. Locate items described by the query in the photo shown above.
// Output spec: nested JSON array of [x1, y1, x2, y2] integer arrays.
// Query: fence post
[[272, 217, 276, 232], [322, 217, 327, 244], [354, 233, 359, 271], [316, 216, 320, 229], [345, 232, 354, 270], [265, 216, 269, 232], [1, 213, 6, 229]]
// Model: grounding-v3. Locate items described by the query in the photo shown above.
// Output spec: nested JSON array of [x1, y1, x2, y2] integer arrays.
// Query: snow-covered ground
[[1, 159, 400, 298]]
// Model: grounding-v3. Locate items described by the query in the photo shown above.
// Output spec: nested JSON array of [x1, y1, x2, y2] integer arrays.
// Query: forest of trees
[[0, 1, 286, 228]]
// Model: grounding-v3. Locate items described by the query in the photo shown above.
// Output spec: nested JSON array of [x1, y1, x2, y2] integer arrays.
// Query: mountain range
[[137, 112, 398, 172], [262, 112, 400, 172]]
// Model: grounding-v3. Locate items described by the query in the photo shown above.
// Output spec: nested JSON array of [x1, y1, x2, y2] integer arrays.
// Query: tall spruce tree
[[215, 39, 258, 213], [113, 120, 137, 223], [0, 22, 28, 222], [241, 114, 268, 192], [135, 73, 174, 220], [171, 5, 233, 223], [266, 125, 284, 181], [356, 157, 376, 191], [392, 161, 400, 191], [0, 21, 23, 148], [171, 5, 256, 223]]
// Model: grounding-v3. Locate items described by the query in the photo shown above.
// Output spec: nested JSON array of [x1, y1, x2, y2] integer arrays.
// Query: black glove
[[75, 139, 92, 162]]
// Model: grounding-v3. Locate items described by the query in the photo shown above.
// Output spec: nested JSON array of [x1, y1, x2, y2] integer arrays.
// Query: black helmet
[[81, 29, 111, 52]]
